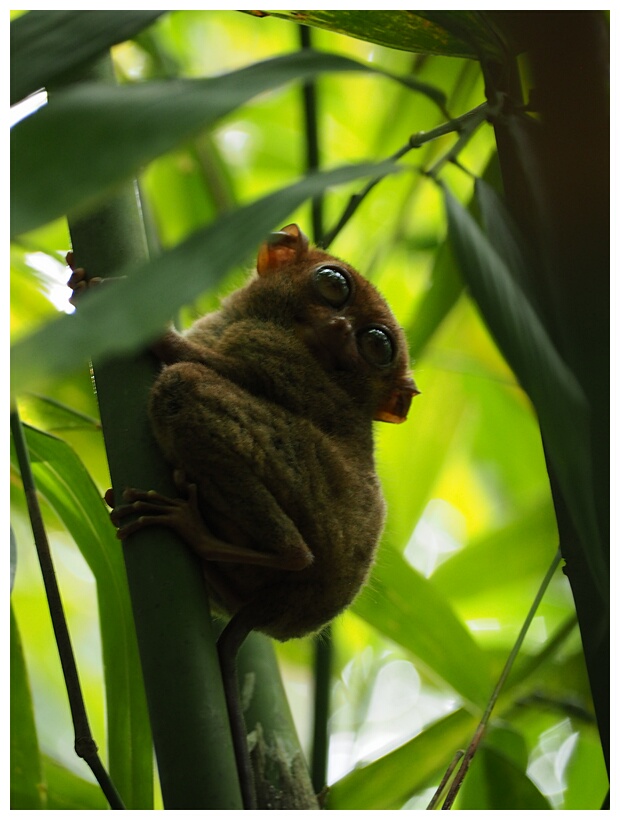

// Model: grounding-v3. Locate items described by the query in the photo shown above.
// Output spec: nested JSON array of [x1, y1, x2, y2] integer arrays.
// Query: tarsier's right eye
[[313, 266, 351, 308]]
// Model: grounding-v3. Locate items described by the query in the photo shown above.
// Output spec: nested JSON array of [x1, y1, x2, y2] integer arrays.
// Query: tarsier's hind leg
[[145, 361, 313, 570]]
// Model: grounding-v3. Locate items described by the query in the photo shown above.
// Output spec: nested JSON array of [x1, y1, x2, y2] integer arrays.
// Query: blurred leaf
[[353, 546, 493, 708], [327, 708, 478, 809], [376, 365, 467, 544], [11, 49, 438, 238], [563, 728, 609, 809], [432, 500, 557, 607], [10, 10, 166, 105], [43, 756, 108, 810], [405, 240, 463, 360], [458, 744, 551, 809], [15, 425, 152, 809], [10, 606, 45, 809], [443, 184, 604, 600], [256, 11, 507, 60], [11, 161, 399, 395]]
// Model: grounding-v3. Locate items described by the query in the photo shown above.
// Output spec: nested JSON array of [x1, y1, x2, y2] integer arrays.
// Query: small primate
[[68, 224, 417, 807]]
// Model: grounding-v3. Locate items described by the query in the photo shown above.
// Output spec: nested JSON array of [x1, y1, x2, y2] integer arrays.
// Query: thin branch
[[299, 23, 333, 794], [322, 103, 490, 249], [439, 549, 562, 810], [10, 408, 125, 810]]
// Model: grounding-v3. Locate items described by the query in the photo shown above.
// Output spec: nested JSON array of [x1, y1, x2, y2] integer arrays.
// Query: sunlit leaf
[[353, 546, 493, 708], [43, 756, 108, 810], [432, 500, 558, 608], [10, 606, 44, 809], [327, 708, 478, 809]]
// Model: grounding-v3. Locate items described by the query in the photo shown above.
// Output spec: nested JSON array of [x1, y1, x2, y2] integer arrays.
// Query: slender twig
[[322, 103, 490, 248], [217, 612, 256, 809], [300, 24, 324, 244], [426, 749, 465, 810], [439, 549, 562, 810], [10, 408, 125, 810], [299, 24, 334, 793]]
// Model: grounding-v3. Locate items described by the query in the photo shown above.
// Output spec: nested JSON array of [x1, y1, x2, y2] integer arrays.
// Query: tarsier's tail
[[217, 609, 256, 809]]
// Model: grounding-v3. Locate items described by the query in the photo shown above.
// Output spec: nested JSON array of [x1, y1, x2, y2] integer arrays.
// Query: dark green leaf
[[11, 162, 399, 395], [19, 425, 153, 809], [11, 50, 436, 237], [443, 185, 605, 601], [10, 10, 165, 105], [353, 546, 493, 708], [10, 606, 44, 809], [257, 11, 485, 59]]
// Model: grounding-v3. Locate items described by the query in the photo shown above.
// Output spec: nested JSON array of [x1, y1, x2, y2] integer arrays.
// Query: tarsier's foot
[[66, 251, 102, 304], [110, 470, 312, 571], [110, 471, 207, 548]]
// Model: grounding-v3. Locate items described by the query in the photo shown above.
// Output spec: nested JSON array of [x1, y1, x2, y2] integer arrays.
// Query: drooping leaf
[[15, 425, 153, 809], [11, 161, 400, 395], [353, 546, 493, 708], [251, 10, 507, 60], [10, 10, 165, 105], [443, 185, 604, 600], [11, 49, 439, 238]]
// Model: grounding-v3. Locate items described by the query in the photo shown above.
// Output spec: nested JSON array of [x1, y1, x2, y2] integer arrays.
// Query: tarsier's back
[[148, 224, 417, 640]]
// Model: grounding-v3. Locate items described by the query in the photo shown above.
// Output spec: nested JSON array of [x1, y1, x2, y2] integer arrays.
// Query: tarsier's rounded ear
[[374, 376, 420, 424], [257, 224, 309, 275]]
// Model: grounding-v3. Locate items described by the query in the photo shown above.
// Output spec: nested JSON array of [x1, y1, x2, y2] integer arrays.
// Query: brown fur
[[148, 225, 417, 640]]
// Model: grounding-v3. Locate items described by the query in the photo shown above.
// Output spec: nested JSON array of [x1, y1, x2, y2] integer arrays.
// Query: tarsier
[[69, 224, 417, 806]]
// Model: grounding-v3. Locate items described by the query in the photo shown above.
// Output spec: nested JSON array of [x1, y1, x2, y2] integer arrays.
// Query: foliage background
[[10, 10, 608, 810]]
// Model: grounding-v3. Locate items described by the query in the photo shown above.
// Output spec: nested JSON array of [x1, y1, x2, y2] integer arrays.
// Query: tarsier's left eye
[[357, 325, 395, 367], [313, 266, 351, 308]]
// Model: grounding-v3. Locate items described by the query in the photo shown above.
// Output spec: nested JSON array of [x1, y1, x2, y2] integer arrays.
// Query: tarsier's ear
[[257, 224, 309, 276], [374, 375, 420, 424]]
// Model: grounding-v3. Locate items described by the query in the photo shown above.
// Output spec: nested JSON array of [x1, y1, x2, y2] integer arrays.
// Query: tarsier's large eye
[[313, 266, 351, 308], [357, 325, 395, 367]]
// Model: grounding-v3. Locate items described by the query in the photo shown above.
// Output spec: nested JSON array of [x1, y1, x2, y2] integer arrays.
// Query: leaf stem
[[439, 549, 562, 809]]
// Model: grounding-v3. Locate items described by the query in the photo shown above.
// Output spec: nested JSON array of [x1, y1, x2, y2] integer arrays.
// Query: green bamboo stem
[[63, 54, 242, 809]]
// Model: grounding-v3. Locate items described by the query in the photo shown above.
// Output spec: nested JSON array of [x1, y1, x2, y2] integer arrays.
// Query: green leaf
[[459, 745, 552, 809], [11, 49, 434, 238], [257, 11, 495, 59], [443, 184, 605, 601], [17, 425, 153, 809], [11, 161, 399, 395], [43, 756, 108, 810], [432, 500, 558, 609], [352, 546, 493, 708], [327, 708, 478, 810], [405, 240, 463, 360], [10, 605, 45, 809], [10, 10, 165, 105]]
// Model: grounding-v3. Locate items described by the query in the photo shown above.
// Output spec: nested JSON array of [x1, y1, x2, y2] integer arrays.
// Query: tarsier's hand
[[66, 251, 103, 305]]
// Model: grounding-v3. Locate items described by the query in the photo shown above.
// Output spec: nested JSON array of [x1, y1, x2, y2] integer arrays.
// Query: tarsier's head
[[254, 224, 419, 423]]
